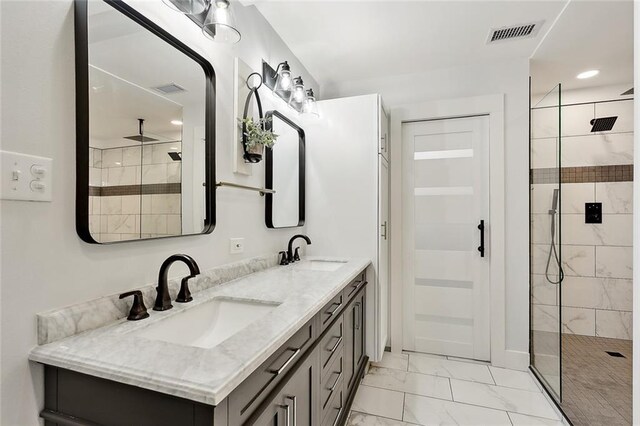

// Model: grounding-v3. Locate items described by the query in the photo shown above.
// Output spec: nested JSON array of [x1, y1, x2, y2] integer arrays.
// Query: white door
[[402, 116, 490, 361], [378, 155, 390, 354]]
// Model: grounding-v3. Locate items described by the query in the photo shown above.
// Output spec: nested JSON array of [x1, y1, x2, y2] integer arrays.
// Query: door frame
[[389, 94, 510, 368]]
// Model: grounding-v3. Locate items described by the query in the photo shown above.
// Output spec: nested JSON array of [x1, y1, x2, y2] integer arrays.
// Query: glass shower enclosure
[[530, 84, 563, 401]]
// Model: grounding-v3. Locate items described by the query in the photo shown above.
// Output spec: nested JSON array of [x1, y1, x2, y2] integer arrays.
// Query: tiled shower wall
[[531, 98, 633, 340], [88, 142, 182, 242]]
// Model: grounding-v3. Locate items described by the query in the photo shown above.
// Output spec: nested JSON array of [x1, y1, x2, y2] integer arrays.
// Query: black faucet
[[287, 234, 311, 263], [154, 254, 201, 311]]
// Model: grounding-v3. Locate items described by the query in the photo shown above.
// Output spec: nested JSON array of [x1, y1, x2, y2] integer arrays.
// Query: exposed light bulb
[[577, 70, 599, 79], [279, 71, 291, 90], [294, 87, 305, 102], [171, 120, 183, 126]]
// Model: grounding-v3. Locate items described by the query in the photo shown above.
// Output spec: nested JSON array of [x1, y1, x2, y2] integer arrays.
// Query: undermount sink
[[134, 298, 280, 349], [296, 260, 347, 272]]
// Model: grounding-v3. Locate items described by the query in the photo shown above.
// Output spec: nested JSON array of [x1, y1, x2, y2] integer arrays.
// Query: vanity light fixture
[[577, 69, 599, 79], [262, 61, 319, 115], [163, 0, 210, 15], [290, 77, 305, 106], [202, 0, 241, 44], [302, 88, 319, 119]]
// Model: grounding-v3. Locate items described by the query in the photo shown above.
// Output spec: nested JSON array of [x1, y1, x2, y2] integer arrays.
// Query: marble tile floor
[[348, 352, 569, 426]]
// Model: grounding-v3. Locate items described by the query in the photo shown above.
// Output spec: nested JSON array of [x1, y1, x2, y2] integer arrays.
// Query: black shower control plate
[[585, 202, 602, 224]]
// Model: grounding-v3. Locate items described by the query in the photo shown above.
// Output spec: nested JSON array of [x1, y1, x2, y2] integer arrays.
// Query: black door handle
[[478, 220, 485, 257]]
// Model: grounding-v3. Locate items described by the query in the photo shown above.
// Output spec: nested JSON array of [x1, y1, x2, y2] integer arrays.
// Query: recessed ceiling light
[[171, 120, 183, 126], [577, 70, 599, 79]]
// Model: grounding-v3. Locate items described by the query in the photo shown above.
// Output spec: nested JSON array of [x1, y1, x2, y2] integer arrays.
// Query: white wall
[[324, 58, 531, 365], [0, 1, 317, 424]]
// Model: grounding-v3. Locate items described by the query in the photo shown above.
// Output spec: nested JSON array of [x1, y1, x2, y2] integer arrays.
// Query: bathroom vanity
[[30, 257, 369, 426]]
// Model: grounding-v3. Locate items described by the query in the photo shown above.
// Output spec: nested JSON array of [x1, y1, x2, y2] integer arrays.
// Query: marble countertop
[[29, 257, 370, 405]]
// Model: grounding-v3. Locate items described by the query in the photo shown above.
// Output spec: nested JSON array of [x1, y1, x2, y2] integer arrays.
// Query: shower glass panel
[[530, 84, 562, 400]]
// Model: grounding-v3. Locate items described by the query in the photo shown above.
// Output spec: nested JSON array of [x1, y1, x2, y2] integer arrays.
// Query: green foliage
[[239, 116, 279, 150]]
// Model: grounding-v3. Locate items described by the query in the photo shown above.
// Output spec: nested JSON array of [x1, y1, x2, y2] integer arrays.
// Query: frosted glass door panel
[[402, 116, 490, 361]]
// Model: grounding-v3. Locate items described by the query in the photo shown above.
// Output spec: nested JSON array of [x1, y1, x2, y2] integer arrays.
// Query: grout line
[[506, 411, 515, 425], [487, 365, 497, 385]]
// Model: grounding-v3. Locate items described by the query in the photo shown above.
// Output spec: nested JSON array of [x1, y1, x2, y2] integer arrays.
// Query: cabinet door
[[378, 156, 390, 359], [379, 102, 390, 160], [248, 352, 318, 426], [354, 291, 366, 371], [343, 298, 356, 389]]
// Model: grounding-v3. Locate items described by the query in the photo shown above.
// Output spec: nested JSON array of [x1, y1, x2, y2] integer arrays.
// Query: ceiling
[[530, 0, 634, 94], [251, 0, 569, 88]]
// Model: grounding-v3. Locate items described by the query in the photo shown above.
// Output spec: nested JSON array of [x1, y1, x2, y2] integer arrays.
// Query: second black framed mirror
[[264, 111, 305, 228]]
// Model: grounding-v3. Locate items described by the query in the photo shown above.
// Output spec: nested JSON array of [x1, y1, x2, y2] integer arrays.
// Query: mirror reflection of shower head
[[549, 188, 559, 214]]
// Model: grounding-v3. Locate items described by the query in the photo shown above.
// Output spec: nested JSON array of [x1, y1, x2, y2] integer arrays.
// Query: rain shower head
[[590, 116, 618, 132], [167, 152, 182, 161], [123, 135, 158, 143]]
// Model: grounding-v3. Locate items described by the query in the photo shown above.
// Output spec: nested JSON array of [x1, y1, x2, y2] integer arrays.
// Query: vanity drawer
[[228, 318, 316, 425], [343, 271, 367, 301], [320, 292, 344, 332], [321, 380, 344, 426], [320, 351, 343, 416], [320, 315, 344, 374]]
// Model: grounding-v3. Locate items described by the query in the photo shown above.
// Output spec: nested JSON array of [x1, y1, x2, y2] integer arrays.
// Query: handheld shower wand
[[545, 188, 564, 285]]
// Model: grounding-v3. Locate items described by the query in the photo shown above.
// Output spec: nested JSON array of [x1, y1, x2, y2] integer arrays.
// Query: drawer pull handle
[[331, 403, 344, 426], [329, 336, 343, 354], [279, 403, 291, 426], [348, 280, 367, 297], [328, 371, 342, 392], [269, 347, 301, 375], [355, 302, 361, 330], [326, 302, 342, 316], [285, 395, 297, 426]]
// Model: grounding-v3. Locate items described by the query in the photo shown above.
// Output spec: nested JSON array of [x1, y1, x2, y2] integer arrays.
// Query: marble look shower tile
[[530, 138, 558, 169], [596, 246, 633, 279], [151, 194, 181, 215], [141, 164, 168, 184], [92, 148, 102, 168], [107, 215, 138, 234], [371, 352, 409, 371], [107, 166, 138, 186], [408, 354, 494, 384], [596, 310, 632, 340], [562, 214, 632, 246], [101, 196, 122, 215], [561, 183, 595, 214], [596, 99, 634, 133], [167, 215, 182, 235], [167, 162, 182, 183], [141, 214, 167, 235], [531, 107, 560, 139], [561, 307, 595, 336], [91, 196, 101, 215], [89, 167, 102, 187], [530, 184, 558, 214], [531, 305, 559, 333], [488, 367, 541, 392], [531, 244, 557, 276], [121, 195, 141, 215], [561, 245, 595, 277], [596, 182, 633, 214], [101, 148, 123, 168], [531, 214, 552, 244], [122, 146, 142, 167], [561, 133, 634, 167], [562, 276, 632, 311], [404, 393, 512, 426], [362, 367, 452, 400], [450, 380, 560, 420], [531, 275, 558, 306], [351, 385, 404, 421], [560, 104, 593, 137]]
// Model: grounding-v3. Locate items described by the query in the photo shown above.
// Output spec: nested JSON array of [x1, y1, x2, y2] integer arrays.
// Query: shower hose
[[545, 210, 564, 285]]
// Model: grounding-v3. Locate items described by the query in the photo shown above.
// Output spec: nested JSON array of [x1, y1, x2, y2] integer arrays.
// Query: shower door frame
[[529, 80, 563, 404]]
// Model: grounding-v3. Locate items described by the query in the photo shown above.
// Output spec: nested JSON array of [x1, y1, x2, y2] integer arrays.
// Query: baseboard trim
[[500, 349, 529, 371]]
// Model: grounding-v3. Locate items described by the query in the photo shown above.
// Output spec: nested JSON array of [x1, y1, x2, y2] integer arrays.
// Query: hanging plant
[[239, 116, 279, 161]]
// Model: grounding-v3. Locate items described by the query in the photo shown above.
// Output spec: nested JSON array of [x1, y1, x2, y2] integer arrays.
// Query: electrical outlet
[[229, 238, 245, 254]]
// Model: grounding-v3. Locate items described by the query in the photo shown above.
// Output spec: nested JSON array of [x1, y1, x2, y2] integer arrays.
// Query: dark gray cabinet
[[40, 270, 368, 426]]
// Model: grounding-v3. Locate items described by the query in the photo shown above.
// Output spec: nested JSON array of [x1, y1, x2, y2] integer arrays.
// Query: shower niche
[[75, 0, 215, 243]]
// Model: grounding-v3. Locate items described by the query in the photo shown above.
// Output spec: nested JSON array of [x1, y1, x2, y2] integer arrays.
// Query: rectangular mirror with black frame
[[75, 0, 216, 244], [265, 111, 305, 228]]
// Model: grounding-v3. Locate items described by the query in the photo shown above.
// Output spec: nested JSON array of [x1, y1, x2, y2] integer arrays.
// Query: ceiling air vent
[[487, 21, 543, 44], [152, 83, 186, 94]]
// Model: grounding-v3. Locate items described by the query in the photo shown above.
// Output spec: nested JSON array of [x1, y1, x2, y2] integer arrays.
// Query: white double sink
[[133, 259, 347, 349]]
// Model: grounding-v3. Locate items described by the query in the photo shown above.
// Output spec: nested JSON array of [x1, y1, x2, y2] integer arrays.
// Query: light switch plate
[[1, 151, 53, 202], [229, 238, 245, 254]]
